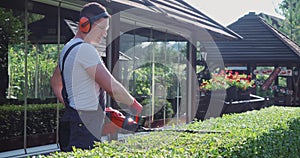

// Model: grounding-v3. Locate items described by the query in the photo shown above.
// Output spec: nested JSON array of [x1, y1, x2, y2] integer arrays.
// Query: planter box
[[195, 94, 268, 121], [222, 94, 267, 114], [226, 86, 238, 101], [202, 87, 251, 103], [227, 87, 252, 101], [237, 89, 251, 100]]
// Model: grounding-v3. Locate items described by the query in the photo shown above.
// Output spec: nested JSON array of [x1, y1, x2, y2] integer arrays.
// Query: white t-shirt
[[59, 38, 105, 110]]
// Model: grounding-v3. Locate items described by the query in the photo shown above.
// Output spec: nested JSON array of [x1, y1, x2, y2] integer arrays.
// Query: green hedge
[[42, 106, 300, 158], [0, 104, 64, 140]]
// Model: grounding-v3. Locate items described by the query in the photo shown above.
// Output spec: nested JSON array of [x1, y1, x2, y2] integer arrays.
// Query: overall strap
[[59, 41, 83, 106]]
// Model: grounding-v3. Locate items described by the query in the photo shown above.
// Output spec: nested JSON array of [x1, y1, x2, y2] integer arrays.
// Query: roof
[[203, 12, 300, 64], [105, 0, 242, 40], [1, 0, 241, 42]]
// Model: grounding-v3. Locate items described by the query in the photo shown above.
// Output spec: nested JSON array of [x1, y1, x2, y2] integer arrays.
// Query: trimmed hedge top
[[0, 103, 64, 111], [42, 106, 300, 157]]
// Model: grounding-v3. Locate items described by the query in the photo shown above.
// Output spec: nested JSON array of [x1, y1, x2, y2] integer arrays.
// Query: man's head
[[78, 2, 110, 44]]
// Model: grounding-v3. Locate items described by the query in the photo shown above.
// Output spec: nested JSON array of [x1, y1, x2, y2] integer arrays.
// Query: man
[[50, 2, 143, 151]]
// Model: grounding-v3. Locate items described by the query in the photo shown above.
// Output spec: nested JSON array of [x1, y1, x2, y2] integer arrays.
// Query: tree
[[0, 8, 24, 99], [278, 0, 300, 44]]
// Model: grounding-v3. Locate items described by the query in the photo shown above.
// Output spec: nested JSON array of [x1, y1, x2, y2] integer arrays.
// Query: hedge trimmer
[[102, 107, 229, 135]]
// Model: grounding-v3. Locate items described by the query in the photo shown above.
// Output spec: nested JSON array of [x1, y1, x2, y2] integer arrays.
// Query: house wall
[[0, 1, 199, 156]]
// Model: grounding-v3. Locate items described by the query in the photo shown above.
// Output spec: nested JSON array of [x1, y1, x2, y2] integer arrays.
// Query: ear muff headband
[[79, 12, 110, 33]]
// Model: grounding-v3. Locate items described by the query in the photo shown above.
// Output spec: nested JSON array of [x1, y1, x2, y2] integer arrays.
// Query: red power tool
[[102, 107, 229, 135], [102, 107, 141, 135]]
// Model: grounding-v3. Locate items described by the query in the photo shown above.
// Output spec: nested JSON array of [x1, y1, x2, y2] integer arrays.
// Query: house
[[0, 0, 240, 156]]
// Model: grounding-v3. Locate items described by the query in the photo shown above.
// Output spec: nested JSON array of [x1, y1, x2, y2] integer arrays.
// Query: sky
[[185, 0, 284, 26]]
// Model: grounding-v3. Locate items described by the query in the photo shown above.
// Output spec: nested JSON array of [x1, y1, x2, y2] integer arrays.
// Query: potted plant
[[225, 71, 254, 100], [200, 70, 231, 102], [200, 70, 254, 101]]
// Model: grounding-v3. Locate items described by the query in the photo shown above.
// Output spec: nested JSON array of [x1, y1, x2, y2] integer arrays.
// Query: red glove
[[131, 99, 143, 114]]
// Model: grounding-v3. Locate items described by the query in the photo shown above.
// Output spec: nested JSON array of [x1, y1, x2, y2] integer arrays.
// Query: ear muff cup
[[79, 17, 91, 33], [79, 12, 110, 33]]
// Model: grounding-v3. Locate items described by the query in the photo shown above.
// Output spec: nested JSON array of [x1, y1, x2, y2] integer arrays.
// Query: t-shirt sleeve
[[77, 43, 103, 69]]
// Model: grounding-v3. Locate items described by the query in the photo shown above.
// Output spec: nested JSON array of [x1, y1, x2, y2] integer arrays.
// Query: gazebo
[[203, 12, 300, 106]]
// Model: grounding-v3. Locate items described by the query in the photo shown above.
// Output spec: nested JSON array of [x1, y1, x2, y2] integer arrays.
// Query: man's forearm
[[51, 65, 65, 105], [110, 81, 142, 114], [111, 81, 134, 106]]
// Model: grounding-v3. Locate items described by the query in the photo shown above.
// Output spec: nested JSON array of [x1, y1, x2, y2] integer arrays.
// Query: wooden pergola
[[203, 12, 300, 106]]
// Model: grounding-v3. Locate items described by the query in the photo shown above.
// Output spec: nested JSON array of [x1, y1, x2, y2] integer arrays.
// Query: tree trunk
[[0, 40, 9, 100]]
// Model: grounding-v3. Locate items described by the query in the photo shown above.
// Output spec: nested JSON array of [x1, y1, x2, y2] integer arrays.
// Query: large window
[[0, 3, 61, 155], [0, 2, 198, 156], [117, 24, 190, 127]]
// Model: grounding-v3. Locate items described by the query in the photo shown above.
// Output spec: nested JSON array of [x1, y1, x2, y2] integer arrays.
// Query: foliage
[[129, 62, 179, 99], [8, 44, 60, 99], [254, 67, 290, 97], [0, 8, 24, 45], [141, 98, 173, 120], [0, 7, 58, 99], [42, 106, 300, 157], [0, 103, 64, 140], [255, 70, 273, 97], [226, 71, 254, 90], [0, 7, 45, 46], [0, 103, 63, 111], [200, 70, 228, 91], [278, 0, 300, 45], [200, 70, 254, 91], [265, 0, 300, 45]]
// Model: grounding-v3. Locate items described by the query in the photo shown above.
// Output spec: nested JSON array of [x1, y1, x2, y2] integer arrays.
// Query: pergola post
[[106, 12, 120, 107], [186, 36, 197, 123], [287, 65, 293, 105], [106, 11, 120, 141]]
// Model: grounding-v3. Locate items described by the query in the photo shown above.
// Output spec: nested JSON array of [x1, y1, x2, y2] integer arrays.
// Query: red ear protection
[[79, 12, 110, 33], [79, 17, 91, 33]]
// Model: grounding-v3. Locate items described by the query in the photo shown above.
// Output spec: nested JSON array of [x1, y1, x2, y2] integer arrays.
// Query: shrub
[[141, 98, 174, 120], [0, 104, 64, 140], [42, 106, 300, 157]]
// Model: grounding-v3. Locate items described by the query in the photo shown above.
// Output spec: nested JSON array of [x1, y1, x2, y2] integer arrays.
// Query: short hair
[[80, 2, 108, 18]]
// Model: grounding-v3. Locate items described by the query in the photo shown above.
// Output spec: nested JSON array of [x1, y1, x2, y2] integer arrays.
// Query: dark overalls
[[58, 42, 105, 152]]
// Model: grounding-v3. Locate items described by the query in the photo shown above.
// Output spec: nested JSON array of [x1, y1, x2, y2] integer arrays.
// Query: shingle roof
[[204, 12, 300, 64], [100, 0, 242, 40]]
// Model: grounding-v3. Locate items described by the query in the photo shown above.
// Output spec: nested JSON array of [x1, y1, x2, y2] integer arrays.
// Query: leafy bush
[[42, 106, 300, 157], [0, 104, 64, 140], [8, 44, 59, 99], [141, 98, 174, 120], [129, 62, 179, 100]]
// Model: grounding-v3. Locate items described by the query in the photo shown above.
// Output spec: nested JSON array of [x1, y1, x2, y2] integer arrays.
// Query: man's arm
[[86, 63, 142, 113], [50, 65, 65, 105]]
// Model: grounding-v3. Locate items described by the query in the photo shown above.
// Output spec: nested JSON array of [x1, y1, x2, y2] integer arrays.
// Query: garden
[[39, 106, 300, 157], [0, 0, 300, 156]]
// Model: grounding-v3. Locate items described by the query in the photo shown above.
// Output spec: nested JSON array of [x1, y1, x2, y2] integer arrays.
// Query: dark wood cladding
[[204, 12, 300, 65]]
